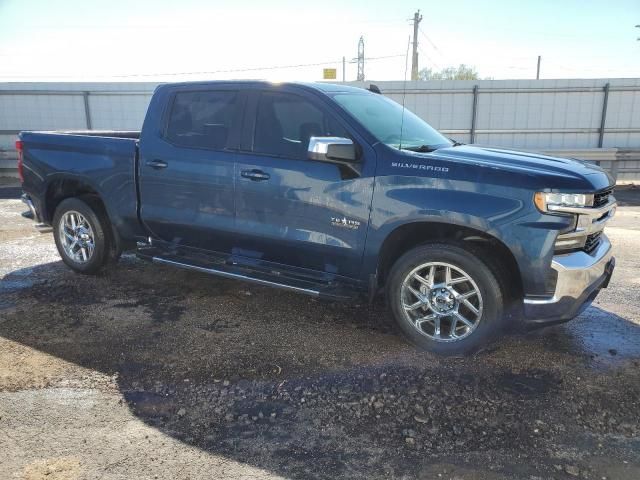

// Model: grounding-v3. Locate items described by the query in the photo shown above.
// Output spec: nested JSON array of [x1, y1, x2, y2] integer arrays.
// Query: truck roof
[[155, 80, 370, 95]]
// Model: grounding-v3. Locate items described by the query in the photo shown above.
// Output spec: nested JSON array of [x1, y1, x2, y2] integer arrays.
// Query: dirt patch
[[22, 457, 82, 480], [1, 198, 639, 479]]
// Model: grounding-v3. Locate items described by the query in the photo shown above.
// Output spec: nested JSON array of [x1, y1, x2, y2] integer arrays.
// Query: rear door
[[138, 86, 244, 253], [233, 88, 376, 279]]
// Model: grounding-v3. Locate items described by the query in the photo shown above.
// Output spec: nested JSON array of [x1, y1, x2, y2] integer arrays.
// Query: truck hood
[[430, 144, 614, 189]]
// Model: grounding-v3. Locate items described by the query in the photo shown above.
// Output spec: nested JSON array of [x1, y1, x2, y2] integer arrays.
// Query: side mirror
[[308, 137, 358, 163]]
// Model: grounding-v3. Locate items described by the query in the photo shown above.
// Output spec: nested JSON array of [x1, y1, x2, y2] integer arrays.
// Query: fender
[[361, 175, 573, 297]]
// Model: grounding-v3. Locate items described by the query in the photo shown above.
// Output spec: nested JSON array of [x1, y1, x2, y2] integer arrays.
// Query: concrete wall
[[1, 79, 640, 180]]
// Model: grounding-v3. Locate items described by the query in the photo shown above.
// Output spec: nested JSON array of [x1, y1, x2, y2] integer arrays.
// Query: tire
[[386, 243, 504, 356], [52, 197, 111, 274]]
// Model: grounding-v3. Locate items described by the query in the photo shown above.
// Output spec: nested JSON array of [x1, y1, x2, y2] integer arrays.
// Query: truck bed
[[19, 130, 143, 241], [37, 130, 141, 139]]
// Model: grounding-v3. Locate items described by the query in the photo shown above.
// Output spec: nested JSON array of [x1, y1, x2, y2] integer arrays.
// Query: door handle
[[240, 169, 270, 181], [146, 160, 168, 169]]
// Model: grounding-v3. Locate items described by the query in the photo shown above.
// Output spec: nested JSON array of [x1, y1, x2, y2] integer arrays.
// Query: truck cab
[[18, 81, 616, 355]]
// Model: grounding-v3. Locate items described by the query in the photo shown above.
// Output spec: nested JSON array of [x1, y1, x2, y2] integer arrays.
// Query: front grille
[[593, 187, 614, 208], [584, 231, 602, 254]]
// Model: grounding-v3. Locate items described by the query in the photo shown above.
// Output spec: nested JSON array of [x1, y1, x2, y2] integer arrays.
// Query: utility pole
[[357, 36, 365, 81], [342, 56, 346, 82], [411, 10, 423, 80], [536, 55, 541, 79]]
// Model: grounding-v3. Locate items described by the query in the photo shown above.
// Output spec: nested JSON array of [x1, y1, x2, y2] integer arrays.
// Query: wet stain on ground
[[2, 192, 640, 479], [496, 369, 560, 395], [0, 297, 15, 311], [536, 310, 640, 368], [113, 295, 186, 323], [125, 390, 178, 419]]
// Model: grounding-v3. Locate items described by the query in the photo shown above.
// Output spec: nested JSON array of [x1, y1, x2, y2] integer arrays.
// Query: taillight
[[15, 140, 24, 183]]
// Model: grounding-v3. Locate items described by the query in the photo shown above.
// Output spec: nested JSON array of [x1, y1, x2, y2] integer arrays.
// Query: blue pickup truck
[[17, 81, 616, 355]]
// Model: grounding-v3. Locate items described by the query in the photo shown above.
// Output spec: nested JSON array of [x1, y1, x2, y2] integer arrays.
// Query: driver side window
[[253, 91, 348, 158]]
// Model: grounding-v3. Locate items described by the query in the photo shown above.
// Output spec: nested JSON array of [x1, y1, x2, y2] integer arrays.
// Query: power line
[[112, 60, 348, 78], [418, 27, 443, 57], [111, 53, 406, 78], [418, 45, 441, 71], [0, 54, 406, 80]]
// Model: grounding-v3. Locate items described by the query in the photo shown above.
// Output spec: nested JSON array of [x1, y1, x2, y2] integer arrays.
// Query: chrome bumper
[[523, 234, 614, 325], [553, 198, 616, 251]]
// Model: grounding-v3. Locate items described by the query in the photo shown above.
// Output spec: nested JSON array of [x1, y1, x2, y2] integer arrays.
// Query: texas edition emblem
[[331, 217, 361, 230]]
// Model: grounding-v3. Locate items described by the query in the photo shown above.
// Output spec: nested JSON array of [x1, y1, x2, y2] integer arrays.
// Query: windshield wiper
[[449, 138, 465, 147], [400, 144, 441, 153]]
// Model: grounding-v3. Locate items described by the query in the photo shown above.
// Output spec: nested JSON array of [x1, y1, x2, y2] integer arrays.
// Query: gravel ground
[[1, 182, 639, 480]]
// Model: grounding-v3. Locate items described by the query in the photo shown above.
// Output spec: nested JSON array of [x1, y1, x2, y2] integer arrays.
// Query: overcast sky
[[0, 0, 639, 82]]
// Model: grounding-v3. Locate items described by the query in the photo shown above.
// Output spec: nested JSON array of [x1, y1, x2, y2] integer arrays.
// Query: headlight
[[534, 192, 594, 212]]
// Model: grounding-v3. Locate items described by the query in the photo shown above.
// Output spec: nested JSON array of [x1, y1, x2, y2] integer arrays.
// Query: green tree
[[419, 64, 481, 80]]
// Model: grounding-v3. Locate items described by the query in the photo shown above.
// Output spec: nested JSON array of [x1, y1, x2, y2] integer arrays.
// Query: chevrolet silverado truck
[[17, 81, 616, 355]]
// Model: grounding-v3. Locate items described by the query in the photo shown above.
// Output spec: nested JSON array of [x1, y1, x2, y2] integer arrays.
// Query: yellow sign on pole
[[323, 68, 337, 80]]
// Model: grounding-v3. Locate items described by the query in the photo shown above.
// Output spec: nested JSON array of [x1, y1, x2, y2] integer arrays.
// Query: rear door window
[[166, 90, 238, 150]]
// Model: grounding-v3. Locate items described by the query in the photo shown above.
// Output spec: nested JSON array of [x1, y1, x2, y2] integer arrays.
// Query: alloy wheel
[[400, 262, 483, 342], [58, 210, 95, 263]]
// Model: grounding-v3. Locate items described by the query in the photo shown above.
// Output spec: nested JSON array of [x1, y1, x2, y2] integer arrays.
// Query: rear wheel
[[53, 197, 111, 274], [386, 243, 504, 355]]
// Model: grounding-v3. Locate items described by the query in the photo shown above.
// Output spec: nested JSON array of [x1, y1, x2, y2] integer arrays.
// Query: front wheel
[[53, 197, 111, 274], [386, 243, 504, 356]]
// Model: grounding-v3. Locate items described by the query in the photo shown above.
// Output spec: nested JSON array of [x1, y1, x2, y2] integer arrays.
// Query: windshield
[[332, 93, 452, 151]]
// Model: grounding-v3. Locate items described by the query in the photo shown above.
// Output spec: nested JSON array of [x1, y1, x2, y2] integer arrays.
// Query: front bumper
[[522, 234, 614, 326]]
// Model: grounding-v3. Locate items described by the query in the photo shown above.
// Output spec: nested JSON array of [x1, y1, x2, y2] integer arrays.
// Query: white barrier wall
[[0, 82, 156, 171], [357, 79, 640, 149], [1, 79, 639, 180]]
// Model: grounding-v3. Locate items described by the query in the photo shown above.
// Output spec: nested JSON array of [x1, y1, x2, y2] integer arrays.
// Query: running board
[[152, 256, 324, 297]]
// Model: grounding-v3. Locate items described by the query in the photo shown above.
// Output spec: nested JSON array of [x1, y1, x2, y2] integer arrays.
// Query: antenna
[[399, 35, 411, 150]]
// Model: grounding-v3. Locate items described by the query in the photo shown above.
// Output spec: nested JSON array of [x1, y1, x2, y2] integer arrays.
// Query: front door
[[139, 87, 243, 253], [233, 89, 375, 279]]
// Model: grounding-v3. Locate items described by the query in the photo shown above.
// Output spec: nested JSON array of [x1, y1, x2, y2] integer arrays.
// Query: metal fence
[[1, 79, 639, 180], [0, 82, 155, 173], [357, 79, 640, 151]]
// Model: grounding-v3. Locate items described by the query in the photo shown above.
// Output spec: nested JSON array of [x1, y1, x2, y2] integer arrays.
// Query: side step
[[151, 256, 356, 300], [34, 223, 53, 233]]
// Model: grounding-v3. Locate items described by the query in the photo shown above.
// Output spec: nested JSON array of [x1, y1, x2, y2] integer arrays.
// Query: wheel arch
[[375, 221, 523, 305], [45, 176, 123, 258], [45, 176, 100, 222]]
